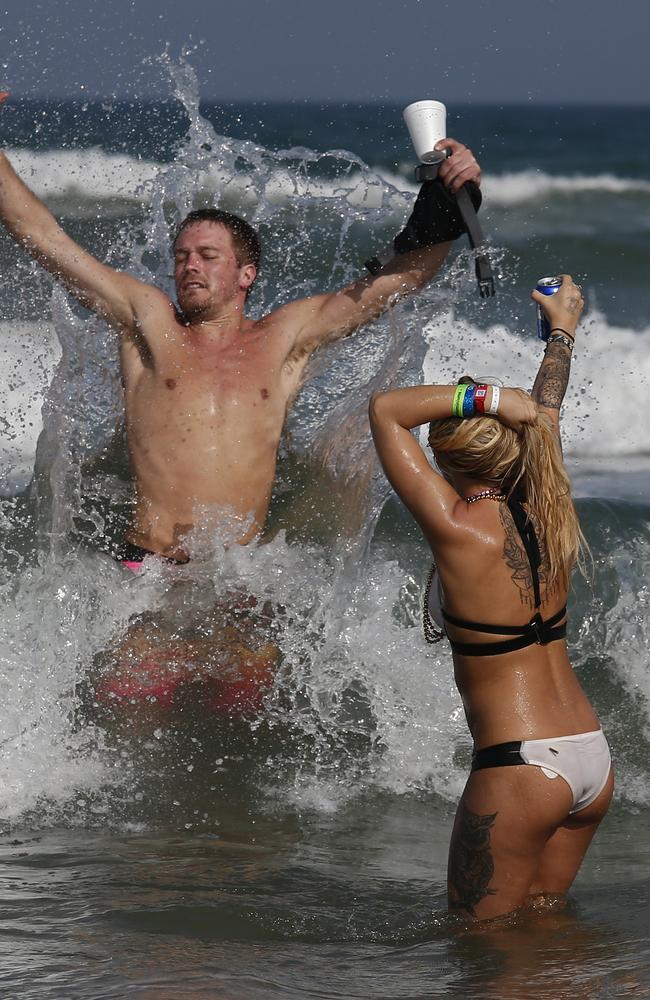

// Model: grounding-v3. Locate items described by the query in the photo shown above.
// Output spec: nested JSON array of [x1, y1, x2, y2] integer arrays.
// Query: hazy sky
[[2, 0, 648, 104]]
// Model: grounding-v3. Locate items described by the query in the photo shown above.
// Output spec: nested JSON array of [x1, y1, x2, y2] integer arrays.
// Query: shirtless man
[[0, 94, 481, 562]]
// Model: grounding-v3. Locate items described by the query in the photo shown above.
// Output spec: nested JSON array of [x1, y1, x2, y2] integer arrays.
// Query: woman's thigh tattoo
[[449, 803, 498, 916]]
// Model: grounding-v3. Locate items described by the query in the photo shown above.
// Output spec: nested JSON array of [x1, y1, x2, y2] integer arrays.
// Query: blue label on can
[[536, 276, 562, 340]]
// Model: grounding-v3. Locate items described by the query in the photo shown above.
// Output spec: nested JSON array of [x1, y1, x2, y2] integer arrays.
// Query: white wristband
[[487, 385, 500, 414]]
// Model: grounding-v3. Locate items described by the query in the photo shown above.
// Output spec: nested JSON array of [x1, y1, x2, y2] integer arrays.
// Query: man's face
[[173, 221, 255, 320]]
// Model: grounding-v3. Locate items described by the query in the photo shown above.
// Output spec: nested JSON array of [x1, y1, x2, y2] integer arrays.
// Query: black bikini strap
[[442, 604, 567, 636], [448, 619, 567, 657], [472, 741, 526, 769], [507, 493, 542, 609]]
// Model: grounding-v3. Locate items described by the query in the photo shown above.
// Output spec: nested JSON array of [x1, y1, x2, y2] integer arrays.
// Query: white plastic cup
[[403, 100, 447, 163]]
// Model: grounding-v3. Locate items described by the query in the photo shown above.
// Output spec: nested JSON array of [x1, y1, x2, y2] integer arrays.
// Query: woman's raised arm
[[369, 383, 536, 534], [531, 274, 584, 438]]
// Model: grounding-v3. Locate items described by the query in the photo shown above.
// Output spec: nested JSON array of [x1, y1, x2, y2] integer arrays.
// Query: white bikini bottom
[[472, 728, 612, 814]]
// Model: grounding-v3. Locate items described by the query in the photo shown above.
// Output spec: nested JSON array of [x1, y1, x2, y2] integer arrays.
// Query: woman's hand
[[495, 387, 538, 433], [531, 273, 584, 339]]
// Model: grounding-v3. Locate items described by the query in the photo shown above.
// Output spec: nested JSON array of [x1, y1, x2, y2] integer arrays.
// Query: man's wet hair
[[174, 208, 261, 272]]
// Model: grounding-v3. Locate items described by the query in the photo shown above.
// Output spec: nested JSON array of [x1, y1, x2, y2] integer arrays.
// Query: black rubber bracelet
[[549, 327, 575, 341]]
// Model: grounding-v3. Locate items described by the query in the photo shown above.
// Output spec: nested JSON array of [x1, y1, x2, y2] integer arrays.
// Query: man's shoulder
[[248, 301, 304, 339], [254, 292, 328, 340], [123, 271, 173, 306], [243, 307, 312, 376], [121, 274, 179, 324], [115, 275, 189, 351]]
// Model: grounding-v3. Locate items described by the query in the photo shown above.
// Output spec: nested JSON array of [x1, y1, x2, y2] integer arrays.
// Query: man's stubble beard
[[176, 288, 217, 323]]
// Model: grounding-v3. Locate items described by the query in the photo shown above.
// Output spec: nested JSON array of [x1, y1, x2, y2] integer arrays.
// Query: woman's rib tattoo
[[532, 342, 571, 411], [448, 803, 498, 917]]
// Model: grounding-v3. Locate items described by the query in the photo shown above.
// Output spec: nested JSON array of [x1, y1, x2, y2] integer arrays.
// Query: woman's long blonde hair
[[428, 411, 587, 591]]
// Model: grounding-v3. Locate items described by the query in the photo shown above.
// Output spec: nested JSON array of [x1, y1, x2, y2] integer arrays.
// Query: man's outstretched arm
[[281, 138, 481, 356], [0, 94, 149, 332]]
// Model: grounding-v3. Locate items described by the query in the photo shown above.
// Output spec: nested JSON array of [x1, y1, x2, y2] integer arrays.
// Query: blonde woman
[[369, 275, 613, 921]]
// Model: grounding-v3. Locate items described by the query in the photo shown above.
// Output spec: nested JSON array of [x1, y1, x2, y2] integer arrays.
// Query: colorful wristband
[[474, 384, 489, 413], [462, 384, 477, 417], [452, 384, 467, 418], [487, 385, 500, 415]]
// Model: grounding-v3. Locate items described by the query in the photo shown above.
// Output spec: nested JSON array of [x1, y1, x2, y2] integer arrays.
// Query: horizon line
[[3, 94, 650, 109]]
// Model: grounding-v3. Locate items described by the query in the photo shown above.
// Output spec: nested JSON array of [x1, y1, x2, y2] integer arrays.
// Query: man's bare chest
[[131, 335, 294, 421]]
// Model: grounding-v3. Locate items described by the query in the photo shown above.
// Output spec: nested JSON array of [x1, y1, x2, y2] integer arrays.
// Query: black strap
[[472, 741, 526, 770], [442, 493, 547, 633], [455, 185, 495, 299], [440, 493, 567, 656], [506, 494, 543, 609], [442, 603, 567, 637], [454, 185, 486, 248], [447, 618, 567, 658]]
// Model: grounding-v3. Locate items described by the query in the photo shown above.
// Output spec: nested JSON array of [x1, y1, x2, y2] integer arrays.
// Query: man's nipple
[[166, 378, 177, 390]]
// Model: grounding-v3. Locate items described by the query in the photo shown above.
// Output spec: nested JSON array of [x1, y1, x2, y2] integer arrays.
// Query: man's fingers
[[434, 137, 463, 154], [437, 146, 481, 191], [445, 164, 481, 192], [434, 136, 481, 190]]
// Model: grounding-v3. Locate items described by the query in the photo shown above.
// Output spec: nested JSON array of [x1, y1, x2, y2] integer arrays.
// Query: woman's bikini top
[[423, 493, 567, 656]]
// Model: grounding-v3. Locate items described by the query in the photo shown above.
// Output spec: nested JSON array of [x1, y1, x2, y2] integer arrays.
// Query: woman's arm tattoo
[[531, 342, 571, 410]]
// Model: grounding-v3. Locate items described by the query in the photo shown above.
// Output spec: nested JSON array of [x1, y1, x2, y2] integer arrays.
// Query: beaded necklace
[[464, 489, 506, 504]]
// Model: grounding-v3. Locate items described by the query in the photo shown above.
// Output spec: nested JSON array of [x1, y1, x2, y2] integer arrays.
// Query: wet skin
[[121, 221, 303, 555]]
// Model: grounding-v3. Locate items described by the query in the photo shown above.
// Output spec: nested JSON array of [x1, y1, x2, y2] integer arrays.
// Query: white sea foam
[[4, 147, 160, 204], [482, 170, 650, 206], [0, 551, 164, 821], [0, 321, 61, 492], [5, 145, 400, 210], [0, 515, 467, 820], [2, 478, 646, 820], [389, 165, 650, 207], [7, 146, 647, 213], [392, 165, 650, 204], [423, 309, 650, 459]]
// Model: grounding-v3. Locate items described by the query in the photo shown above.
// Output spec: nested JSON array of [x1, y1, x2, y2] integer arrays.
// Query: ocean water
[[1, 61, 650, 998]]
